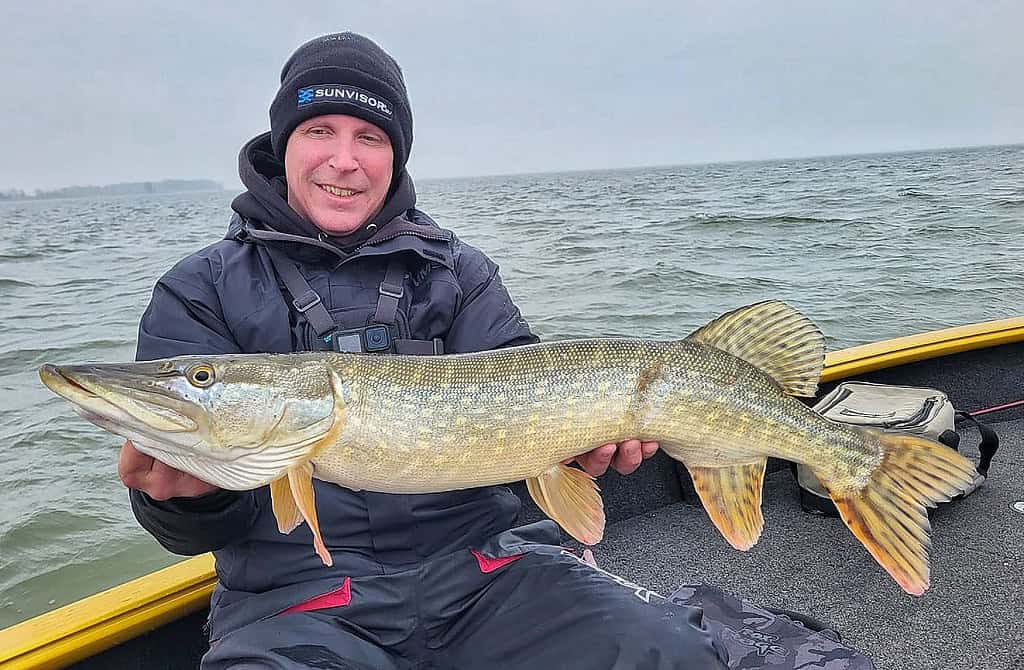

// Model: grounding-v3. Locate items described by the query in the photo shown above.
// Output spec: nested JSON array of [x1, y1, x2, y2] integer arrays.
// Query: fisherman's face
[[285, 114, 394, 236]]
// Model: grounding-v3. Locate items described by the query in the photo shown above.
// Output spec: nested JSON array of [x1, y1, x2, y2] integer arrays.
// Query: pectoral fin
[[687, 459, 766, 550], [287, 462, 333, 567], [526, 464, 605, 545], [270, 474, 304, 534]]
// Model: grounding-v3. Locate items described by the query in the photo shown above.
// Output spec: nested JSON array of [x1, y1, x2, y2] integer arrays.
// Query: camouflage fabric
[[669, 584, 876, 669]]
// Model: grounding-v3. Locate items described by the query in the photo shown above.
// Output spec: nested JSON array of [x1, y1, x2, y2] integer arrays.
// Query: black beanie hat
[[269, 33, 413, 177]]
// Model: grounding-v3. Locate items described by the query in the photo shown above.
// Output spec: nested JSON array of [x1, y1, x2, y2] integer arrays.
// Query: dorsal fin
[[685, 300, 825, 396]]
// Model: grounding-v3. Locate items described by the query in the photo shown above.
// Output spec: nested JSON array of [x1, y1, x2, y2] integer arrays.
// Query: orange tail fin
[[820, 431, 978, 595]]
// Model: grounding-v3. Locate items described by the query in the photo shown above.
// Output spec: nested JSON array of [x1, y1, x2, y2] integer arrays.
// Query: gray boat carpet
[[588, 419, 1023, 670]]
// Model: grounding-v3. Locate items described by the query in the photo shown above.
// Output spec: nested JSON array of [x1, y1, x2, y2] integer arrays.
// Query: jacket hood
[[229, 132, 417, 249]]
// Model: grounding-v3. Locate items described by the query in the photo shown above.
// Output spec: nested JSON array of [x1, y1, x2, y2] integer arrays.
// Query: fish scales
[[316, 338, 871, 492], [319, 339, 656, 491]]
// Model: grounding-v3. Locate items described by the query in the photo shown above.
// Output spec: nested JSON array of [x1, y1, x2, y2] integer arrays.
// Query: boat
[[2, 316, 1021, 670]]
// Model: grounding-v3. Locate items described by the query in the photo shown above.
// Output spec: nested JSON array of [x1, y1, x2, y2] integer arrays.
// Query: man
[[119, 32, 727, 669]]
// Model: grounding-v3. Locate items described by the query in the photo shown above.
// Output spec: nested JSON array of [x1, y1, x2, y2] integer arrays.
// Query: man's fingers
[[611, 439, 644, 475], [117, 439, 218, 500], [140, 462, 217, 501], [577, 443, 617, 477], [565, 440, 661, 476], [141, 471, 179, 501], [118, 440, 155, 486], [145, 464, 195, 500], [641, 441, 660, 459]]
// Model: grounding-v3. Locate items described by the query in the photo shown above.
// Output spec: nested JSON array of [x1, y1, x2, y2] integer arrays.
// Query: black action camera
[[329, 325, 393, 353]]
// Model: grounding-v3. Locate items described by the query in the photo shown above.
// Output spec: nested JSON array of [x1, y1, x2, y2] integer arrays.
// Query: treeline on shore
[[0, 179, 222, 201]]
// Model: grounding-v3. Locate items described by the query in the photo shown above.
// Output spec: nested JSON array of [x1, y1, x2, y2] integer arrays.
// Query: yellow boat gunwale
[[0, 555, 215, 670], [2, 314, 1023, 670], [820, 315, 1024, 382]]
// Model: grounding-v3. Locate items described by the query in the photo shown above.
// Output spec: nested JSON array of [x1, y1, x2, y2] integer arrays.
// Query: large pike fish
[[39, 301, 977, 595]]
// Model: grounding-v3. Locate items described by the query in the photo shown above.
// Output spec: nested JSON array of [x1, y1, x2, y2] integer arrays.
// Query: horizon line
[[417, 140, 1024, 183], [6, 140, 1021, 194]]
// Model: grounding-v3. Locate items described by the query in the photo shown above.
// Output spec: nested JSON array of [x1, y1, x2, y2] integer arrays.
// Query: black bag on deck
[[795, 381, 999, 516], [669, 584, 876, 669]]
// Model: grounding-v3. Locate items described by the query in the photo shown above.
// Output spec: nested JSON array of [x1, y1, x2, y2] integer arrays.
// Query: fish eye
[[187, 364, 216, 387]]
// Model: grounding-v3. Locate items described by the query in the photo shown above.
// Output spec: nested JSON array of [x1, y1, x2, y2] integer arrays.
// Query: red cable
[[969, 399, 1024, 416]]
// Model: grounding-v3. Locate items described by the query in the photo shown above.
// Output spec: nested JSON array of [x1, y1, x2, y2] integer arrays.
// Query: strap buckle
[[379, 282, 404, 299], [293, 290, 323, 313]]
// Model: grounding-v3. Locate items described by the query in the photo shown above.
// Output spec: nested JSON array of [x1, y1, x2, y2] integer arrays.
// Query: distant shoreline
[[0, 179, 223, 202]]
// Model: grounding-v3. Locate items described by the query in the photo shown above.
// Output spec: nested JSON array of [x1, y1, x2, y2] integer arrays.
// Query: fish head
[[38, 354, 343, 490]]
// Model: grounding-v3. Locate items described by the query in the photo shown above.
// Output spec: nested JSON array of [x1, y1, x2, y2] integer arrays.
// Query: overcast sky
[[3, 1, 1022, 191]]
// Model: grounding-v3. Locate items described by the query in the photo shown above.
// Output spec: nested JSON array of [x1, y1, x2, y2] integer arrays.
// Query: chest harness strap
[[263, 245, 337, 338], [263, 244, 443, 355]]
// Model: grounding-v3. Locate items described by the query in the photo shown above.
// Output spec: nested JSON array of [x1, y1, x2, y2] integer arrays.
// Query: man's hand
[[118, 439, 219, 500], [564, 439, 660, 477]]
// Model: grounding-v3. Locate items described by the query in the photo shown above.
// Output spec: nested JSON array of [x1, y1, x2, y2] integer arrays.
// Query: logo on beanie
[[297, 85, 393, 118]]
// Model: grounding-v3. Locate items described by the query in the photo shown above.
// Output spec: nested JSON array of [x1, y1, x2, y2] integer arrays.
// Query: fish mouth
[[39, 363, 200, 442], [39, 363, 335, 490]]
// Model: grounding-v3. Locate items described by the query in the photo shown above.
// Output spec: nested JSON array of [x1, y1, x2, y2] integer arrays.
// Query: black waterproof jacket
[[129, 133, 540, 639]]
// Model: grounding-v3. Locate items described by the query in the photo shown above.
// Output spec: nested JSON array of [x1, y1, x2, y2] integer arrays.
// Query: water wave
[[689, 213, 845, 227], [0, 251, 43, 262], [0, 277, 34, 289], [993, 198, 1024, 208], [0, 339, 134, 376], [0, 509, 105, 549]]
